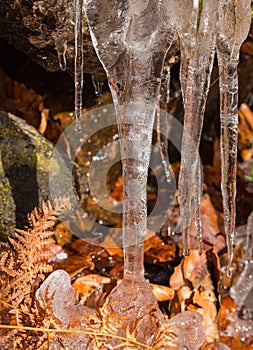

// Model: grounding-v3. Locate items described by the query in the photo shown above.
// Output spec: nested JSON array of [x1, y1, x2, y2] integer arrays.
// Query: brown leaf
[[102, 236, 124, 258], [72, 274, 111, 295], [144, 233, 177, 264], [238, 103, 253, 161], [149, 283, 174, 301], [59, 254, 95, 278]]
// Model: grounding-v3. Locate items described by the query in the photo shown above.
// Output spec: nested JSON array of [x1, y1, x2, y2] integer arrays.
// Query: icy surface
[[75, 0, 84, 132], [36, 269, 97, 323]]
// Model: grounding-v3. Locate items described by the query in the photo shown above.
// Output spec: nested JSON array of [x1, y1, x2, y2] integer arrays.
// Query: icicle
[[216, 0, 251, 276], [156, 104, 172, 183], [91, 74, 98, 96], [55, 39, 67, 71], [194, 158, 203, 254], [177, 0, 216, 256], [92, 74, 104, 104], [160, 65, 171, 105], [156, 64, 173, 183], [83, 0, 176, 342], [74, 0, 84, 133]]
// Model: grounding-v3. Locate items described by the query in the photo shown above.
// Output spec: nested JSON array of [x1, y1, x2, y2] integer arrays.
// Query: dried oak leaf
[[238, 103, 253, 161], [144, 233, 177, 265]]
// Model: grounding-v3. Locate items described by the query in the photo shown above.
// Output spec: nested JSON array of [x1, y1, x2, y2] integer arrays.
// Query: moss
[[0, 178, 15, 239]]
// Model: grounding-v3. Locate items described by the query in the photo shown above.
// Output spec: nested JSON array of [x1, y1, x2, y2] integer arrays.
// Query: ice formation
[[82, 0, 251, 280], [36, 270, 98, 348], [157, 65, 173, 183], [166, 311, 206, 350], [92, 74, 104, 104], [216, 0, 251, 274], [72, 0, 251, 345], [175, 0, 216, 255], [230, 211, 253, 319], [75, 0, 84, 132], [37, 270, 206, 349]]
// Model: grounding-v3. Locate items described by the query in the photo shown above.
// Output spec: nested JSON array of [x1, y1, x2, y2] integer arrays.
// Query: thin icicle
[[92, 74, 104, 104], [83, 0, 175, 342], [216, 0, 251, 276], [156, 106, 172, 183], [157, 64, 173, 183], [75, 0, 84, 133], [194, 158, 202, 254], [177, 0, 216, 256], [160, 65, 171, 105], [55, 39, 67, 71]]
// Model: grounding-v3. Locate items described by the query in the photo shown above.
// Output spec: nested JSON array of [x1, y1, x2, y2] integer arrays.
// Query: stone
[[0, 111, 69, 240]]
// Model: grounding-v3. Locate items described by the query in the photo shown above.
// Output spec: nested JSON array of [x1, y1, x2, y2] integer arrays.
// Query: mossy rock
[[0, 111, 70, 240]]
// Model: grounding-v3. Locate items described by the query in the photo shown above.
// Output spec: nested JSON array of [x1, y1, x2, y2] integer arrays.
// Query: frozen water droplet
[[167, 311, 206, 350]]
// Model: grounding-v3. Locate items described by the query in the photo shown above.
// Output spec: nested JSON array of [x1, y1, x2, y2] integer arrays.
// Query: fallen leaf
[[170, 250, 219, 343], [144, 234, 176, 264]]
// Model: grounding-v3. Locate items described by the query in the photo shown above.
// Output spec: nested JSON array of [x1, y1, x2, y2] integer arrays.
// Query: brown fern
[[0, 196, 71, 349]]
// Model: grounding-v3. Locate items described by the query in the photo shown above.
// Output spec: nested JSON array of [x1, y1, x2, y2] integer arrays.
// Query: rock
[[0, 0, 104, 76], [0, 111, 69, 240], [0, 0, 180, 77]]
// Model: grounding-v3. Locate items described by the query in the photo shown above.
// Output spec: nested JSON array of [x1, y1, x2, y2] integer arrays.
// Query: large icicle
[[83, 0, 176, 343], [176, 0, 217, 255], [216, 0, 251, 275], [74, 0, 84, 133]]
